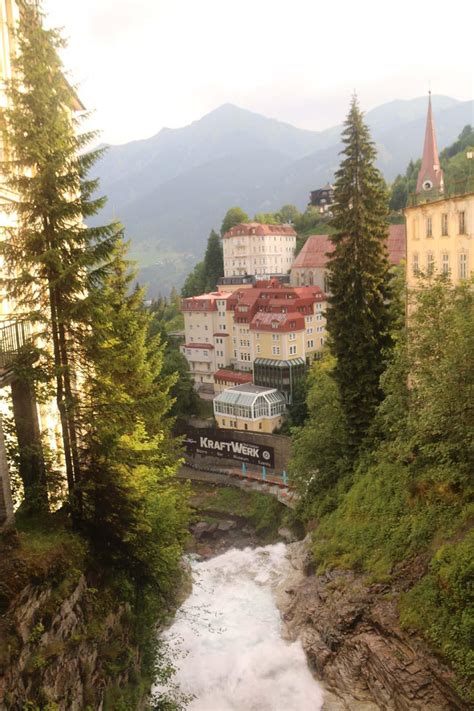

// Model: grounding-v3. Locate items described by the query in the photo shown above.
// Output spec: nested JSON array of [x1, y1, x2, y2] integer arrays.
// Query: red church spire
[[416, 92, 444, 194]]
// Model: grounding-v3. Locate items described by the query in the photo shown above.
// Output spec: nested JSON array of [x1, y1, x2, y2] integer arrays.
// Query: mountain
[[92, 96, 473, 296]]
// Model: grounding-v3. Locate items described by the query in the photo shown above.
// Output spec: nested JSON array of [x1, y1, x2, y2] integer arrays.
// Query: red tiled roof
[[224, 222, 297, 239], [386, 224, 406, 265], [183, 343, 214, 349], [291, 226, 406, 270], [250, 312, 305, 332], [182, 291, 231, 312], [291, 234, 332, 269], [214, 369, 253, 384]]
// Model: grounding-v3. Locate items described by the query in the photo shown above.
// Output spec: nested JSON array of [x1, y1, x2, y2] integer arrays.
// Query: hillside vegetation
[[290, 279, 474, 701]]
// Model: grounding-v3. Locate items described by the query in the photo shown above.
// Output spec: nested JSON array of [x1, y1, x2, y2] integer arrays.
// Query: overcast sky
[[42, 0, 473, 146]]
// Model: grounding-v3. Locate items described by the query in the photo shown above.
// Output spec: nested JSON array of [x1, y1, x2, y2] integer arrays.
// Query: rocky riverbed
[[276, 539, 469, 711]]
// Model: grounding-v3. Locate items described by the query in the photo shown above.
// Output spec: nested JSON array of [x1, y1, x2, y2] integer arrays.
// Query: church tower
[[416, 92, 444, 194]]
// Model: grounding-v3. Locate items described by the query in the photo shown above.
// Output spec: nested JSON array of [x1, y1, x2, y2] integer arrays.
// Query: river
[[153, 542, 324, 710]]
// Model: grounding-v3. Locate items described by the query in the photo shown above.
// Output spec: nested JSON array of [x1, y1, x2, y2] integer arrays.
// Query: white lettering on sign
[[199, 436, 260, 459]]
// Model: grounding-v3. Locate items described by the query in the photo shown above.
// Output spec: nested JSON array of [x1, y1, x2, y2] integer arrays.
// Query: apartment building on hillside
[[223, 222, 296, 277], [181, 279, 327, 401]]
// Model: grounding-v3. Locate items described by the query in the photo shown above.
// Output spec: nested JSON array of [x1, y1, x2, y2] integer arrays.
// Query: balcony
[[0, 321, 33, 371]]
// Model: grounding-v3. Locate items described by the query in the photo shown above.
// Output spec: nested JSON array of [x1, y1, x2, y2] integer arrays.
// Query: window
[[412, 253, 419, 275], [441, 213, 448, 236], [459, 211, 466, 235], [272, 333, 280, 341], [442, 253, 449, 276], [289, 332, 296, 341], [427, 252, 435, 275], [272, 346, 280, 355], [307, 339, 314, 349], [256, 344, 261, 354], [459, 252, 468, 279], [289, 345, 297, 355], [426, 217, 433, 238]]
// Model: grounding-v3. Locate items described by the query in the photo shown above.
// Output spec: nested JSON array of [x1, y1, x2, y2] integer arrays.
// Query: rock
[[278, 526, 296, 542], [192, 521, 218, 539], [277, 540, 470, 711], [217, 520, 236, 532]]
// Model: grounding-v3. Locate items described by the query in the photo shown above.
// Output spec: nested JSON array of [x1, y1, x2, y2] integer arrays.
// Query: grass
[[308, 459, 474, 702], [190, 483, 287, 539]]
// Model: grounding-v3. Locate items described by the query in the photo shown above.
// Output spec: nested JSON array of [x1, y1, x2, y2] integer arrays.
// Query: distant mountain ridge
[[91, 95, 473, 296]]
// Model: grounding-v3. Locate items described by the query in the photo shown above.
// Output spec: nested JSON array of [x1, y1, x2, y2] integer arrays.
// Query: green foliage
[[80, 240, 190, 591], [389, 125, 474, 211], [399, 532, 474, 701], [181, 229, 224, 297], [148, 295, 199, 429], [326, 95, 392, 453], [203, 229, 224, 291], [293, 278, 474, 699], [254, 212, 281, 224], [220, 206, 249, 236], [1, 5, 120, 507], [290, 357, 350, 518]]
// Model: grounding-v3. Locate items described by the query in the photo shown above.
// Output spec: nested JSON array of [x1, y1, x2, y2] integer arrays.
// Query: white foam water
[[153, 543, 324, 711]]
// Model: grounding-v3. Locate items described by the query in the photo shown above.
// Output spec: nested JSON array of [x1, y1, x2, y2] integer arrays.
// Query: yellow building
[[213, 384, 287, 433], [181, 291, 234, 390], [404, 95, 472, 288], [405, 192, 472, 287]]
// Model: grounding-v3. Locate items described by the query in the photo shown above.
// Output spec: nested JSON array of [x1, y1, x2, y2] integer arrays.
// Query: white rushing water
[[153, 543, 324, 711]]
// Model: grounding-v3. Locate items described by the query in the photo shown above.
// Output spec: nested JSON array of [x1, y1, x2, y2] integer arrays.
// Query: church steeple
[[416, 92, 444, 194]]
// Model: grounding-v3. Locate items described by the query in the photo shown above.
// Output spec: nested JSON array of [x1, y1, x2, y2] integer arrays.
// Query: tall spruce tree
[[204, 229, 224, 291], [326, 95, 392, 453], [81, 240, 188, 587], [1, 3, 120, 504]]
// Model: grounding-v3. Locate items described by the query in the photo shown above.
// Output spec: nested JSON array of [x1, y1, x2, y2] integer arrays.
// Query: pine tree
[[204, 229, 224, 290], [1, 3, 120, 504], [326, 95, 392, 453], [81, 240, 188, 587]]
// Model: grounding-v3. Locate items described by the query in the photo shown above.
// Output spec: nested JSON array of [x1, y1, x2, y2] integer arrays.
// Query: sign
[[184, 429, 275, 469]]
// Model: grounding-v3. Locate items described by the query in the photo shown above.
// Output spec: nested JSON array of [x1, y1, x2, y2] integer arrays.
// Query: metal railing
[[0, 320, 33, 369], [407, 176, 474, 207]]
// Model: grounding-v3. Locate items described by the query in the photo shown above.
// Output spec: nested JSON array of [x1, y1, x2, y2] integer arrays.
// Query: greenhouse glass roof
[[214, 383, 286, 408]]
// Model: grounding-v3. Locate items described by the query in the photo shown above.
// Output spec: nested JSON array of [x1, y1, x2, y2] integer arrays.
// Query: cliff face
[[278, 540, 469, 711], [0, 575, 139, 710]]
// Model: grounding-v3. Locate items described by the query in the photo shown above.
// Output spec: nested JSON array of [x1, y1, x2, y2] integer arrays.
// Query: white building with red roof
[[222, 222, 296, 278]]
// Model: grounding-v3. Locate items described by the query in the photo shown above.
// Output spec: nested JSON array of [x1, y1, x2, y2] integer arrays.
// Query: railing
[[407, 176, 474, 207], [0, 321, 33, 370]]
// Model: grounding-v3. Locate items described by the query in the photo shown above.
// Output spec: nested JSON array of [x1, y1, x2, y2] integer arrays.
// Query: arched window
[[308, 271, 314, 285]]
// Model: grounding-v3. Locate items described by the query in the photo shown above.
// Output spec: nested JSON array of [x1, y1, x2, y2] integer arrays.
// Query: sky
[[42, 0, 473, 146]]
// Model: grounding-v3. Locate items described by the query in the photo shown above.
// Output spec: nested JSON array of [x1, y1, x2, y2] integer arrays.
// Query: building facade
[[405, 193, 473, 288], [181, 280, 327, 396], [181, 291, 233, 388], [222, 222, 296, 277], [405, 93, 472, 289], [213, 383, 287, 433], [290, 224, 406, 290]]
